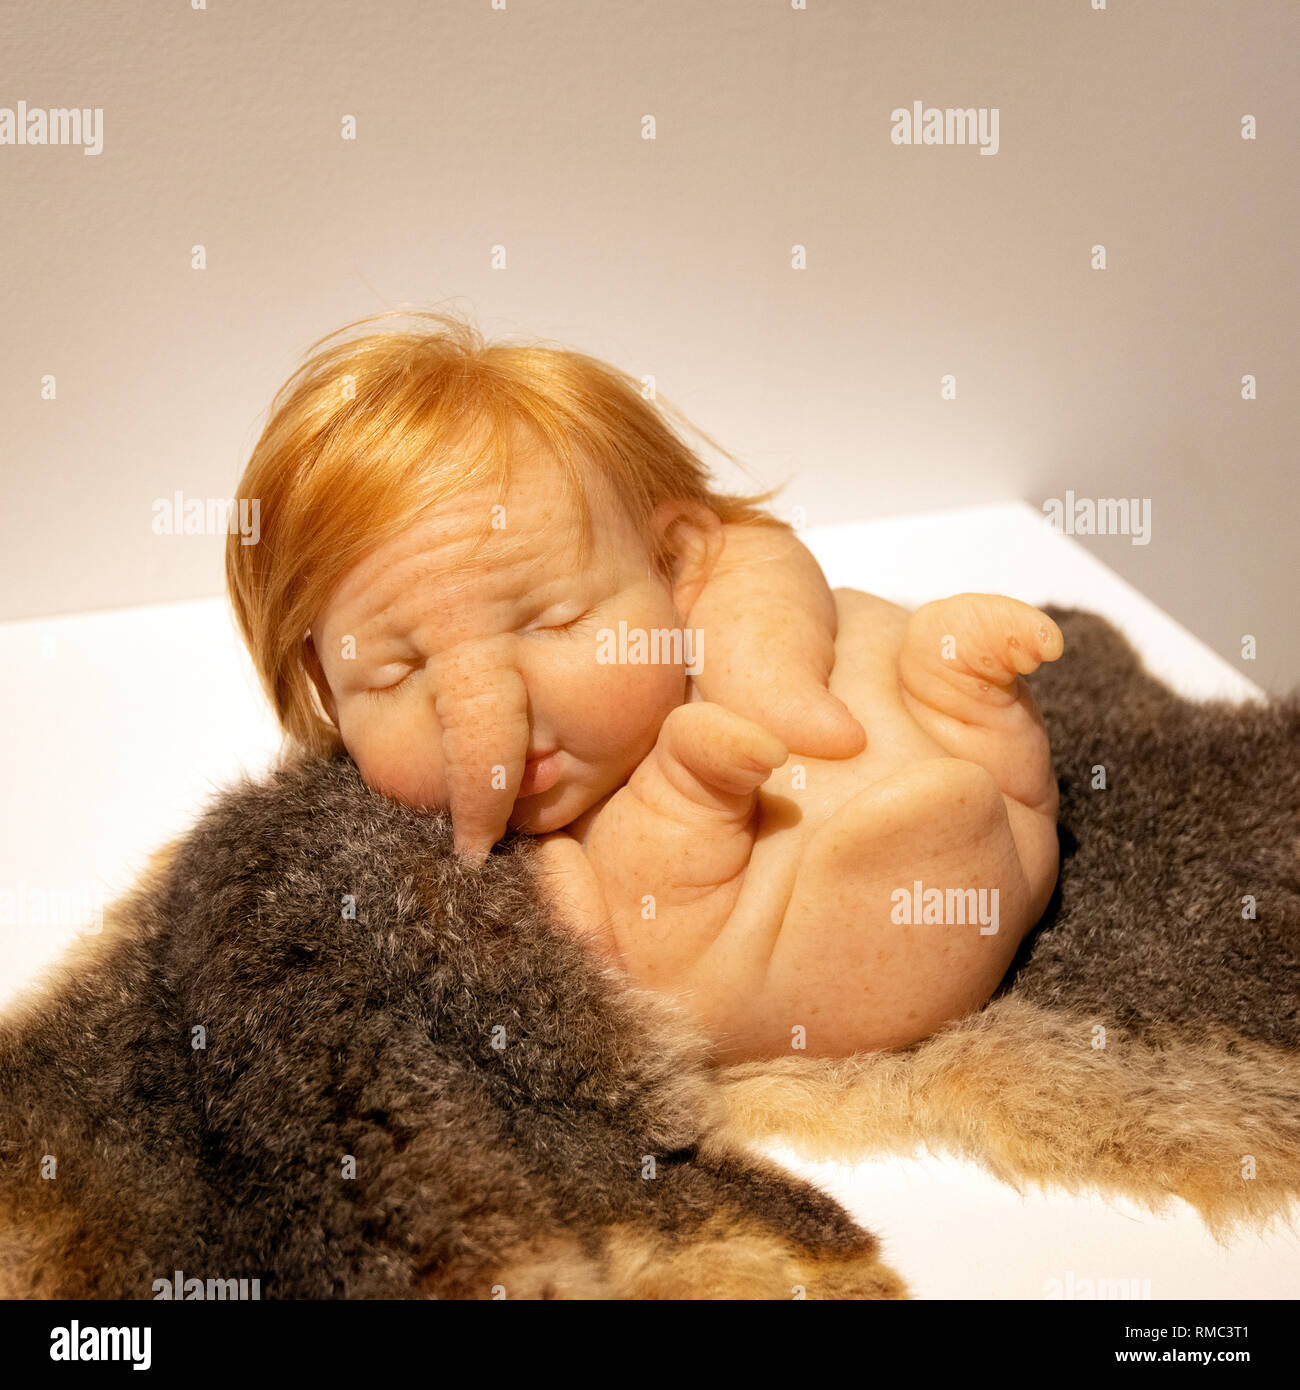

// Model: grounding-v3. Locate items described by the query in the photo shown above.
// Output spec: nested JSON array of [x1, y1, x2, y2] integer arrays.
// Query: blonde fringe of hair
[[225, 306, 788, 760]]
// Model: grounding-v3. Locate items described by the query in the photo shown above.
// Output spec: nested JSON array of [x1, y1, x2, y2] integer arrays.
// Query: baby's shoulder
[[830, 587, 910, 650], [829, 585, 908, 618]]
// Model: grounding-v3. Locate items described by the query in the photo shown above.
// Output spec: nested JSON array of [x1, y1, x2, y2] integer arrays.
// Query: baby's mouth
[[517, 749, 563, 798]]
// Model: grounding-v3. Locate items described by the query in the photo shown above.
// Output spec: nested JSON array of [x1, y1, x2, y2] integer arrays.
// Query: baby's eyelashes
[[520, 602, 594, 634], [366, 677, 410, 698], [534, 611, 595, 635], [364, 660, 425, 696], [365, 677, 410, 699]]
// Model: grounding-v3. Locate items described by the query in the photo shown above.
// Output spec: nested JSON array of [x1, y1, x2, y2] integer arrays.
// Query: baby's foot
[[900, 594, 1064, 721], [895, 593, 1062, 812]]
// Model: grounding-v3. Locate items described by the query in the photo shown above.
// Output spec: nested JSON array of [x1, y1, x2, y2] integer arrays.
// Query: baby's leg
[[898, 594, 1063, 813], [583, 702, 787, 990], [747, 758, 1045, 1061]]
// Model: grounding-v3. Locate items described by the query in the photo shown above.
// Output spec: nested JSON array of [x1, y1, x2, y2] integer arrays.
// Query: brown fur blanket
[[0, 753, 903, 1300], [1, 609, 1296, 1298]]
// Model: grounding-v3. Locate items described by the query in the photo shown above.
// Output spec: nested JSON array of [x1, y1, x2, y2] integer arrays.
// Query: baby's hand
[[688, 524, 867, 759]]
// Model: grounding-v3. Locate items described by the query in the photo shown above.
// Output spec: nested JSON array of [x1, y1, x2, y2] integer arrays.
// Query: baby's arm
[[898, 594, 1064, 814], [577, 701, 786, 989], [688, 523, 866, 759]]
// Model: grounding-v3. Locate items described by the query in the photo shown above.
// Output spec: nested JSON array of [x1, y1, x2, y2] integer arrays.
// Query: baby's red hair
[[226, 307, 785, 758]]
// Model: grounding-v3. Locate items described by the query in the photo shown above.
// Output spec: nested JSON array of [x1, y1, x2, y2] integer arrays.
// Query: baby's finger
[[708, 675, 865, 759], [647, 701, 787, 814], [777, 686, 867, 759]]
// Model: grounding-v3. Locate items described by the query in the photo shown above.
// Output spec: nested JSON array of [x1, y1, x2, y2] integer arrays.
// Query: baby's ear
[[651, 501, 723, 616], [302, 634, 339, 726]]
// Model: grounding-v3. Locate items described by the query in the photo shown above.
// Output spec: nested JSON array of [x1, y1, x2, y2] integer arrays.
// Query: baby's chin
[[507, 778, 600, 836]]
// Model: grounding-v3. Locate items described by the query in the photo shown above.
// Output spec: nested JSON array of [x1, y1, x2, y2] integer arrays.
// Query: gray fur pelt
[[1015, 609, 1299, 1044], [0, 754, 904, 1300]]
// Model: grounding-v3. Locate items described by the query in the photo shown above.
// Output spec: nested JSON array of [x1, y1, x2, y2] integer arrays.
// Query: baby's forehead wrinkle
[[325, 539, 464, 652], [350, 536, 552, 660], [325, 466, 597, 655]]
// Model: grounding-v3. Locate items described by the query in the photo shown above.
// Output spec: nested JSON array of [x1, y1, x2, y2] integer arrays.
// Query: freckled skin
[[308, 440, 1063, 1065], [548, 589, 1063, 1062]]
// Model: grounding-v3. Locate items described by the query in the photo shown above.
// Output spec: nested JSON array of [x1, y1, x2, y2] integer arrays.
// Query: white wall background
[[1, 0, 1296, 692]]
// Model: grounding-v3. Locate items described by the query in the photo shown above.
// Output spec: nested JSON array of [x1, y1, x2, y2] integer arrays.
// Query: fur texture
[[719, 610, 1300, 1236], [0, 759, 903, 1300]]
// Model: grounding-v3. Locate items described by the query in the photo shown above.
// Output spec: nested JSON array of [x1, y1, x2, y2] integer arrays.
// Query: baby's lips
[[517, 748, 563, 798]]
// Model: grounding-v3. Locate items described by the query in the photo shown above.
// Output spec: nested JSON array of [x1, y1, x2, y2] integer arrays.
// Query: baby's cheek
[[342, 704, 444, 810], [582, 658, 685, 760]]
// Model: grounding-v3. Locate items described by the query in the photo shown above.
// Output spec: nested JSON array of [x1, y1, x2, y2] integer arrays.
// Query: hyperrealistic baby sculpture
[[228, 311, 1063, 1064]]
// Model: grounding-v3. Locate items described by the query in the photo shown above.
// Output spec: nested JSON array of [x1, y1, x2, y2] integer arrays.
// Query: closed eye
[[365, 666, 419, 697], [523, 604, 594, 634], [537, 610, 592, 633]]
